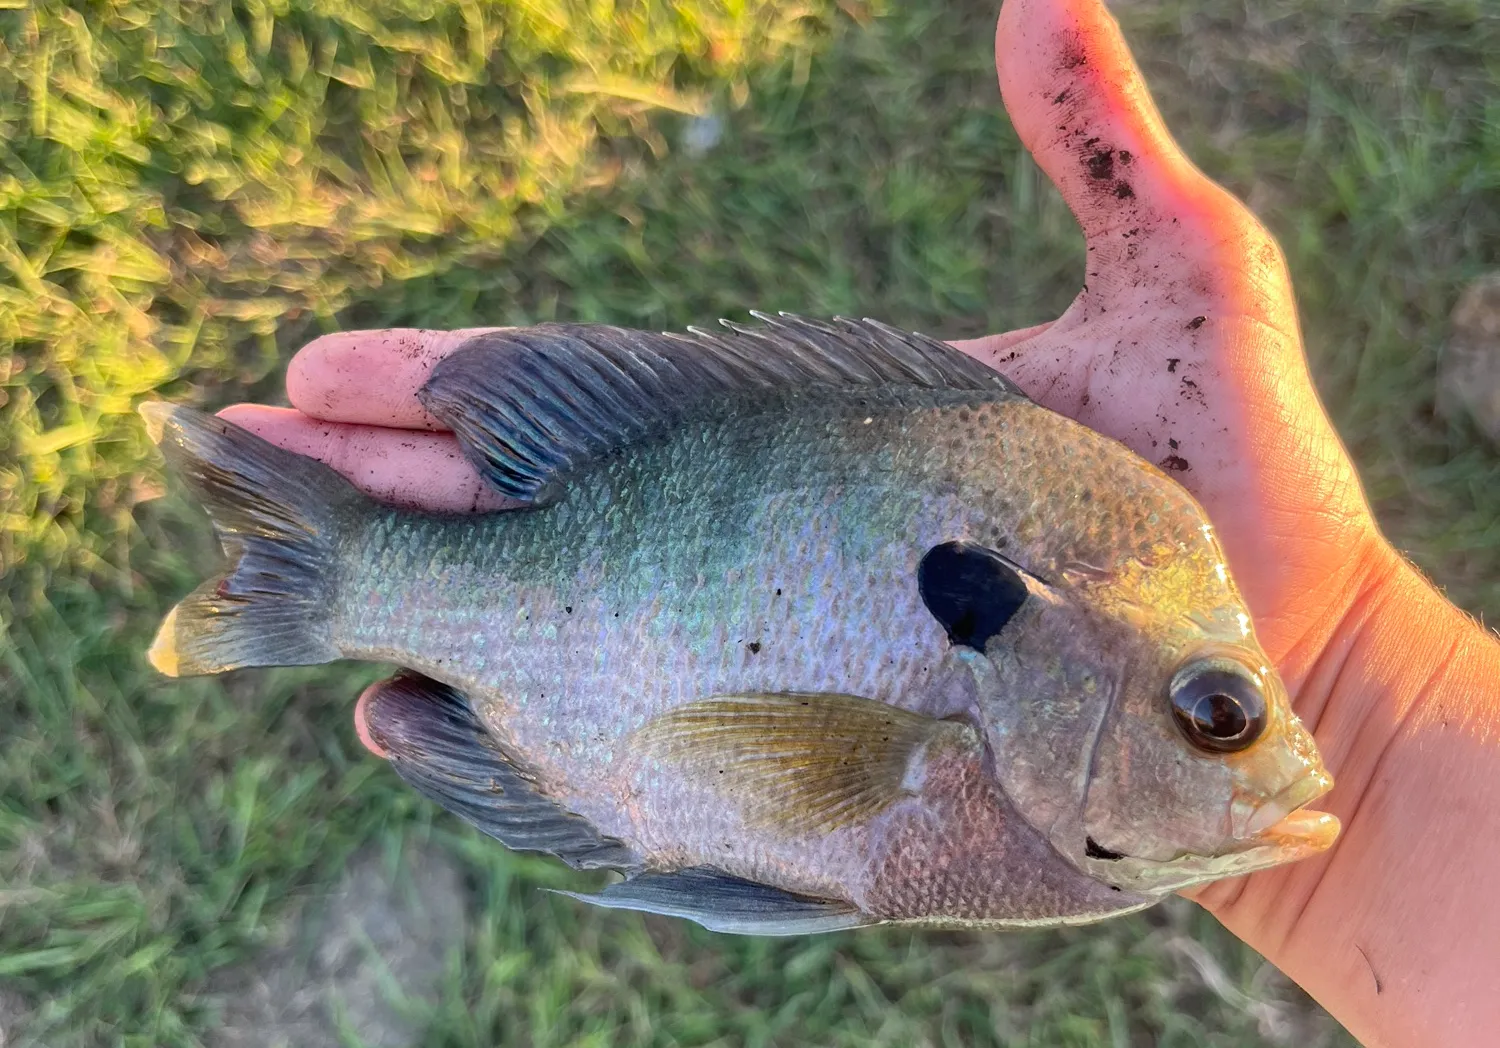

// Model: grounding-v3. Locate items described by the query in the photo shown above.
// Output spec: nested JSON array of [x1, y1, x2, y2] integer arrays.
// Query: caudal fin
[[140, 403, 366, 677]]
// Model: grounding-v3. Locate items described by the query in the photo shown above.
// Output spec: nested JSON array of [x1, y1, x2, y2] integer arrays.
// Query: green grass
[[2, 0, 1497, 1043]]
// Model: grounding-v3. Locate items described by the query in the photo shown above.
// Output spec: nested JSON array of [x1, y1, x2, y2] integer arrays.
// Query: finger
[[354, 679, 391, 758], [286, 328, 502, 430], [946, 321, 1054, 362], [996, 0, 1213, 240], [995, 0, 1290, 321], [218, 404, 513, 513]]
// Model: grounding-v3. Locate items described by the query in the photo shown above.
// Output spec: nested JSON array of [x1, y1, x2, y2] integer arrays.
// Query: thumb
[[995, 0, 1214, 243]]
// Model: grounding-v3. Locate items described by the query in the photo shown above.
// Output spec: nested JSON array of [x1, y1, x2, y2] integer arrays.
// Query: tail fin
[[139, 402, 366, 677]]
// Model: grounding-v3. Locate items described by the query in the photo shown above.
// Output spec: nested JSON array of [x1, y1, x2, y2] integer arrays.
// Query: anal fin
[[362, 672, 639, 872], [559, 866, 874, 936]]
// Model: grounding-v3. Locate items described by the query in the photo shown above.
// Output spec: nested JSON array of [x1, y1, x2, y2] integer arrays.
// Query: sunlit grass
[[1, 0, 834, 584], [3, 0, 1497, 1043]]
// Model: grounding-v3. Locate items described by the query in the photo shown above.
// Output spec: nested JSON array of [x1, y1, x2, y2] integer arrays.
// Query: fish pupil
[[1192, 693, 1247, 738]]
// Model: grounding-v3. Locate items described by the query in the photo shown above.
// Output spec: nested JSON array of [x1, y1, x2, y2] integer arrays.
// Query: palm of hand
[[959, 0, 1382, 670]]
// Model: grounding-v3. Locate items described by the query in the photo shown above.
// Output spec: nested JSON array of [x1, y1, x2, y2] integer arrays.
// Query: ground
[[2, 0, 1497, 1044]]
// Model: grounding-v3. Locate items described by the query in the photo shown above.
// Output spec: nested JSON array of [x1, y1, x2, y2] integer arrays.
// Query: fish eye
[[1168, 658, 1268, 753]]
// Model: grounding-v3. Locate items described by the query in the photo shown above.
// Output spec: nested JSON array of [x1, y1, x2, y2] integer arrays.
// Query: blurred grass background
[[2, 0, 1497, 1043]]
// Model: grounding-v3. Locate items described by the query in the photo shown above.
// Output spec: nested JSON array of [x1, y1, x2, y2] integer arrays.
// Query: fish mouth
[[1227, 768, 1338, 856], [1226, 807, 1340, 856], [1081, 772, 1339, 895]]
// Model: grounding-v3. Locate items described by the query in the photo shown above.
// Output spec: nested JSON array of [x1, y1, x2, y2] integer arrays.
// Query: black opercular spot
[[1086, 837, 1126, 861], [917, 541, 1029, 650]]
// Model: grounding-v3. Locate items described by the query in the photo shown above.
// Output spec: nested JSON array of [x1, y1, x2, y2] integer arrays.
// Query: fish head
[[1071, 630, 1336, 895], [962, 535, 1337, 897]]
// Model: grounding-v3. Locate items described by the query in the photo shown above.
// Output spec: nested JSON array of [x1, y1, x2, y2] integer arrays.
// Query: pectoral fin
[[558, 866, 873, 936], [635, 692, 977, 835]]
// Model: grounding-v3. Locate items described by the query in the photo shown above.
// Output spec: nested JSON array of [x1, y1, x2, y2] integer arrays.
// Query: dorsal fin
[[416, 313, 1024, 503]]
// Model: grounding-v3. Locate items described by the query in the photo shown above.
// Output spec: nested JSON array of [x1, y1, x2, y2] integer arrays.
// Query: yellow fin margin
[[148, 606, 182, 677]]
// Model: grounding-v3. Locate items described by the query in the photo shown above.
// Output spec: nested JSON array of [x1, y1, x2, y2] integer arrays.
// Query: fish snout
[[1241, 769, 1333, 837], [1227, 716, 1338, 853]]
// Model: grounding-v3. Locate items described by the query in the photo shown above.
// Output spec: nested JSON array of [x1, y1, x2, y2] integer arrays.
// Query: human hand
[[219, 0, 1500, 1045], [971, 5, 1499, 1046]]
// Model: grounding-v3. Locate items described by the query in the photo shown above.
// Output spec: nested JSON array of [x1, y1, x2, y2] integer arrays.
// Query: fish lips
[[1080, 772, 1339, 895]]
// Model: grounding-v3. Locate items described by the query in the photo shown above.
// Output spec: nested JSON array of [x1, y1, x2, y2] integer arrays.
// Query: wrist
[[1201, 538, 1500, 1048]]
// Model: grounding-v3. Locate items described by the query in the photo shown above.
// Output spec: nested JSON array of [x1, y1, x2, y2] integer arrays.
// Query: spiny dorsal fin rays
[[417, 313, 1026, 503], [632, 692, 981, 836]]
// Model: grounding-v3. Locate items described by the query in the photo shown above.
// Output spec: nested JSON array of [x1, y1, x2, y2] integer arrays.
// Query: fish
[[139, 312, 1338, 934]]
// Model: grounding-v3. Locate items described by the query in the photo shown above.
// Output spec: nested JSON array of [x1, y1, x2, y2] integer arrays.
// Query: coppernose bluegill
[[140, 314, 1338, 933]]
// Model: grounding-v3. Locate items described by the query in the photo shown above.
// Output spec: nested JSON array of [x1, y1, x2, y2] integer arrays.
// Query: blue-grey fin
[[137, 402, 364, 677], [557, 866, 874, 936], [416, 313, 1027, 502], [362, 672, 641, 873]]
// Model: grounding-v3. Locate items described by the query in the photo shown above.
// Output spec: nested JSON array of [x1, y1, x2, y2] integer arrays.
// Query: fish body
[[142, 314, 1337, 934]]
